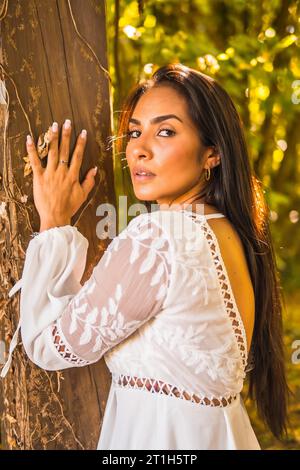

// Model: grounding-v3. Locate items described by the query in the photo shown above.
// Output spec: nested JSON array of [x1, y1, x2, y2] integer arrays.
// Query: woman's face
[[126, 85, 208, 207]]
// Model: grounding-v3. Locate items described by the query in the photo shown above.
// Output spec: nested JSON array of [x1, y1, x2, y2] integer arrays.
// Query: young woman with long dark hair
[[2, 63, 288, 449]]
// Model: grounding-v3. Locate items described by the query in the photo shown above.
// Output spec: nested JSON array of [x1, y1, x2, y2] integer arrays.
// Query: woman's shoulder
[[114, 211, 171, 254]]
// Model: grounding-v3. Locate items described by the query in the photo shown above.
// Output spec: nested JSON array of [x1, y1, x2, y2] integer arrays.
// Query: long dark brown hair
[[114, 63, 289, 439]]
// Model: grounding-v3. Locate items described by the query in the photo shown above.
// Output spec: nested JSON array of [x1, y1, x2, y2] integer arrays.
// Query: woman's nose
[[131, 144, 153, 160]]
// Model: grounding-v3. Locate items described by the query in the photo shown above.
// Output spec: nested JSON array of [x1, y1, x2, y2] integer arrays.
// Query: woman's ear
[[203, 147, 221, 170]]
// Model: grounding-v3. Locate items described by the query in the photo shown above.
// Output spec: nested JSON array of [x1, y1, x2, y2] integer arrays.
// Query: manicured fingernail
[[64, 119, 71, 129], [27, 135, 33, 145], [93, 166, 98, 176], [81, 129, 87, 138], [52, 122, 58, 132]]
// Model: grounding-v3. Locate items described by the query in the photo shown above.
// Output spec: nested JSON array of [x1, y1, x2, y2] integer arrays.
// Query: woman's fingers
[[57, 119, 72, 171], [47, 122, 59, 172], [68, 130, 87, 180], [27, 121, 88, 182], [81, 166, 98, 199], [26, 135, 43, 176]]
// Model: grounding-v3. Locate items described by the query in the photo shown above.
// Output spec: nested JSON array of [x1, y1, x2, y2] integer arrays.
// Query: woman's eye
[[159, 129, 175, 137], [127, 129, 175, 139], [127, 130, 140, 139]]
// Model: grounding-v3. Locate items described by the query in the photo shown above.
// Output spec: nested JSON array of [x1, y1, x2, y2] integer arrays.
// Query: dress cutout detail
[[182, 210, 248, 367], [112, 373, 238, 407], [52, 322, 91, 366]]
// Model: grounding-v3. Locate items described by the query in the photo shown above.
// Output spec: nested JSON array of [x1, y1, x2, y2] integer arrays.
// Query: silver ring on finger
[[60, 160, 68, 164]]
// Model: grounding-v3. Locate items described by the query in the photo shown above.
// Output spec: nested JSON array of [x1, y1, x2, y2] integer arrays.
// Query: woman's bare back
[[195, 203, 255, 354]]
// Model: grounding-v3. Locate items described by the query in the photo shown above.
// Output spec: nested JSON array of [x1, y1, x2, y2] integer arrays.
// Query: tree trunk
[[0, 0, 115, 449]]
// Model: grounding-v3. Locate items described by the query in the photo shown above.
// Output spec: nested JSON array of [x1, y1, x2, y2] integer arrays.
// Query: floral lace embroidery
[[182, 211, 248, 369], [112, 373, 238, 407], [141, 322, 245, 389], [50, 217, 171, 366]]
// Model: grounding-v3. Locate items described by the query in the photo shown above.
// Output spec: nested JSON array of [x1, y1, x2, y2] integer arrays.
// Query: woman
[[2, 63, 288, 449]]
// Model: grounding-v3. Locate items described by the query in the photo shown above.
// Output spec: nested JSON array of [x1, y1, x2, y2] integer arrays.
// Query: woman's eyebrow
[[129, 114, 183, 125]]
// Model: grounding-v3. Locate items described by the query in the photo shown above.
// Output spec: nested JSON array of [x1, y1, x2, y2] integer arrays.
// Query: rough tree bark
[[0, 0, 115, 449]]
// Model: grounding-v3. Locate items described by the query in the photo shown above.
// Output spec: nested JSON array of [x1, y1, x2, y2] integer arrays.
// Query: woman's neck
[[158, 192, 206, 211]]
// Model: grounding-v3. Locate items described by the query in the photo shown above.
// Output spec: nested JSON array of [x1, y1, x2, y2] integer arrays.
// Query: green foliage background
[[106, 0, 300, 449]]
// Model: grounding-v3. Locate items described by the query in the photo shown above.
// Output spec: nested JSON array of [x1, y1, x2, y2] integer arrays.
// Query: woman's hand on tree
[[26, 120, 97, 232]]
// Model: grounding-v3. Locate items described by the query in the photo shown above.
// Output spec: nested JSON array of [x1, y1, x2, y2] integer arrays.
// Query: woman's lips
[[133, 173, 156, 182]]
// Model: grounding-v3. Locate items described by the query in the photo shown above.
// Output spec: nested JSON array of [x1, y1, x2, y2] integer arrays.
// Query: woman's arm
[[46, 217, 171, 369], [1, 216, 171, 375], [0, 119, 96, 376]]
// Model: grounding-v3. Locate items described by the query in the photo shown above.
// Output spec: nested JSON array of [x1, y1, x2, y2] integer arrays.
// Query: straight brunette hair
[[114, 63, 289, 439]]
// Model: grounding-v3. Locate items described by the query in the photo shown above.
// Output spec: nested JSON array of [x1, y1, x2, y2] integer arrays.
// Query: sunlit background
[[106, 0, 300, 449]]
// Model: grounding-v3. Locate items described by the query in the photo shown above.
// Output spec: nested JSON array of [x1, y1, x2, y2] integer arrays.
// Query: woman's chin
[[133, 189, 157, 202]]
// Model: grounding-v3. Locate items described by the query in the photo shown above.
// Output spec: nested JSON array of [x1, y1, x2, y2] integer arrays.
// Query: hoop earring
[[205, 167, 211, 181]]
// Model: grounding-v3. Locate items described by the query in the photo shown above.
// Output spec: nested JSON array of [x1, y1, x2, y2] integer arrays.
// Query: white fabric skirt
[[97, 382, 261, 450]]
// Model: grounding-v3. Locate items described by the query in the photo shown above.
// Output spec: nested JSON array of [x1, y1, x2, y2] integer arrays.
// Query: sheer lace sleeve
[[1, 215, 171, 375], [50, 216, 171, 368]]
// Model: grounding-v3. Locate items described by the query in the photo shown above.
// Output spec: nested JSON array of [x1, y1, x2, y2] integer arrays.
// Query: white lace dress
[[2, 208, 260, 450]]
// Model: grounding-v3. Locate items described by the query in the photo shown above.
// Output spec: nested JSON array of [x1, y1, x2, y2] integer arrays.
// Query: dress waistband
[[112, 374, 238, 407]]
